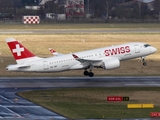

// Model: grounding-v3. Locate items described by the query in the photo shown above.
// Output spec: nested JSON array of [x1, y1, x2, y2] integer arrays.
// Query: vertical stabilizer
[[6, 38, 41, 64]]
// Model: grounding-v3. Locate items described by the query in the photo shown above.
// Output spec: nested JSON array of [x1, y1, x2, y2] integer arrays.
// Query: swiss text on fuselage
[[104, 46, 130, 56]]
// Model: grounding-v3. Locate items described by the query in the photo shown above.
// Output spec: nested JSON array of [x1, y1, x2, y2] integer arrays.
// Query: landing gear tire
[[88, 72, 94, 77], [141, 57, 147, 66], [84, 64, 94, 77], [143, 62, 147, 66], [84, 71, 89, 76]]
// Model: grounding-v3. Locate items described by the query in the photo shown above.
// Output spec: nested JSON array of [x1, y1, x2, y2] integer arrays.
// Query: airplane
[[49, 48, 64, 56], [6, 38, 157, 77]]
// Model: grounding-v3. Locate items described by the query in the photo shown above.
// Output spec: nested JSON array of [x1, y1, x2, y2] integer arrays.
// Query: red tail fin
[[6, 38, 35, 61]]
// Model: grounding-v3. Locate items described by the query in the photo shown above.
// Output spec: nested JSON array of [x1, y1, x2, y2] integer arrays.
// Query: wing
[[72, 53, 121, 70], [72, 54, 102, 63]]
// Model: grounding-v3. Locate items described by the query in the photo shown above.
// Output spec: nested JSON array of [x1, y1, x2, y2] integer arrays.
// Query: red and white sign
[[150, 112, 160, 117], [23, 16, 40, 24], [107, 96, 123, 102]]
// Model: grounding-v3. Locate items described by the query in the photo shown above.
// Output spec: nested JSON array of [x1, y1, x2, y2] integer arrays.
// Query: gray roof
[[138, 0, 155, 3], [0, 0, 22, 7]]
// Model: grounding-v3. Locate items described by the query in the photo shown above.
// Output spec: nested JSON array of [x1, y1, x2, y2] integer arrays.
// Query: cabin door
[[134, 45, 140, 53], [43, 61, 49, 70]]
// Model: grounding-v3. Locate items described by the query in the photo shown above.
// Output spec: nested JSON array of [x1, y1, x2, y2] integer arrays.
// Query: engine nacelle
[[102, 58, 120, 70]]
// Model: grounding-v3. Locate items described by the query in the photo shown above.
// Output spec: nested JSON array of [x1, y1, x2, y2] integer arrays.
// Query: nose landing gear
[[141, 57, 147, 66]]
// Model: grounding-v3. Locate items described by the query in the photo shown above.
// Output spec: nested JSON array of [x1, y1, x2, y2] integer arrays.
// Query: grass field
[[1, 34, 160, 57], [0, 33, 159, 77], [1, 23, 160, 29], [18, 87, 160, 119]]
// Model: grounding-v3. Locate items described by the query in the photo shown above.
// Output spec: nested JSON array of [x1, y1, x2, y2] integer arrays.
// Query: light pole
[[159, 11, 160, 21], [87, 0, 89, 14]]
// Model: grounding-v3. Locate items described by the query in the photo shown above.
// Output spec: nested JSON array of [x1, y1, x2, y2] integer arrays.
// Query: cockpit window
[[144, 44, 150, 48]]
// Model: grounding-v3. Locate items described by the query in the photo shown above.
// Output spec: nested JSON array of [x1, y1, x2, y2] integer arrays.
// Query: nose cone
[[151, 47, 157, 53], [150, 47, 157, 53]]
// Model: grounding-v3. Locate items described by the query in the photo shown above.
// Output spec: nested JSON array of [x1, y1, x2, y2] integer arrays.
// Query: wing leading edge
[[72, 53, 102, 63]]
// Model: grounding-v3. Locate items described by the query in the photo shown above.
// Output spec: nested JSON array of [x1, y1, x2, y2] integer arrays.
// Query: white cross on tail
[[12, 44, 24, 56]]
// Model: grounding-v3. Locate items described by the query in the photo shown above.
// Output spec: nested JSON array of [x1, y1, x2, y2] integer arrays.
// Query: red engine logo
[[104, 46, 130, 56]]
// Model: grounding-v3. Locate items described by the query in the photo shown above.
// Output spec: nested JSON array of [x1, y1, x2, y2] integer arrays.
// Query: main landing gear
[[141, 57, 147, 66], [84, 70, 94, 77], [84, 65, 94, 77]]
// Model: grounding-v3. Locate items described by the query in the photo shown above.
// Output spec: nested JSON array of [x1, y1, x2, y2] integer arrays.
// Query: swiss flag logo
[[7, 40, 35, 60], [12, 44, 24, 56]]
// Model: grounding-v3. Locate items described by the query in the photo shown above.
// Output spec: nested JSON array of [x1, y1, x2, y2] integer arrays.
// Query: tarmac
[[0, 76, 159, 119]]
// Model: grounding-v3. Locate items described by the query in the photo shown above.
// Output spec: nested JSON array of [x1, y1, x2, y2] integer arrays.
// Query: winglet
[[49, 48, 58, 56], [49, 48, 56, 53], [72, 54, 79, 59]]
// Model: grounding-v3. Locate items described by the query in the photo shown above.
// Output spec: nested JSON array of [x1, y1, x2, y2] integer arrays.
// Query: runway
[[1, 29, 160, 34], [0, 87, 66, 120], [1, 76, 160, 88], [0, 76, 160, 119]]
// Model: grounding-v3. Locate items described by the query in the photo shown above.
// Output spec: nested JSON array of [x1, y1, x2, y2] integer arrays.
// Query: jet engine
[[102, 58, 120, 70]]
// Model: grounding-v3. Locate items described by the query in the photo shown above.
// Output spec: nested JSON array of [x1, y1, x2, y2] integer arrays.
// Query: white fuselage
[[6, 42, 156, 72]]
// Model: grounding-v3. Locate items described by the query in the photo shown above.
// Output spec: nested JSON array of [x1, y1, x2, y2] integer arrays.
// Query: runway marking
[[0, 112, 15, 115], [0, 80, 10, 81], [2, 117, 24, 119], [0, 95, 14, 103], [0, 105, 21, 117], [14, 102, 32, 103], [0, 32, 33, 34], [5, 105, 41, 108], [125, 84, 160, 86]]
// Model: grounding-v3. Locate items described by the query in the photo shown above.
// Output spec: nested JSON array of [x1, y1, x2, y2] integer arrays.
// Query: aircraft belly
[[41, 63, 71, 72], [92, 62, 102, 67], [70, 64, 87, 70]]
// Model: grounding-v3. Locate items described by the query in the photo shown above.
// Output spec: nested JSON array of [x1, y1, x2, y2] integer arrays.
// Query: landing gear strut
[[83, 65, 94, 77], [141, 57, 147, 66]]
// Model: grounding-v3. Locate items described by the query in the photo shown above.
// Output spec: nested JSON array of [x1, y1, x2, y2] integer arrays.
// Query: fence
[[39, 18, 160, 23], [1, 18, 160, 24]]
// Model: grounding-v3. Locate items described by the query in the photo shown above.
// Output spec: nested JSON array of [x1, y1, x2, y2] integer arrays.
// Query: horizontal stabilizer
[[17, 64, 30, 68]]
